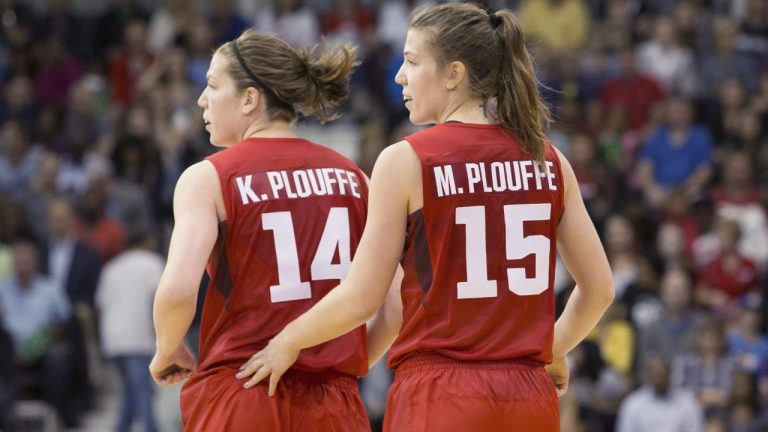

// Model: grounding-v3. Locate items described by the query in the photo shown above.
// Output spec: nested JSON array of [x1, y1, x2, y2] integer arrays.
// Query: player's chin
[[408, 112, 431, 125]]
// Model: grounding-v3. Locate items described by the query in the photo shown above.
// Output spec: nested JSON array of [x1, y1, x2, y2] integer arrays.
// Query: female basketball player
[[150, 29, 374, 431], [239, 4, 614, 431]]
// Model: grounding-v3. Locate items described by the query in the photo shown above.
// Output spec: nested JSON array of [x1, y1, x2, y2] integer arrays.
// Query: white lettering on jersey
[[432, 161, 558, 197], [237, 169, 363, 204]]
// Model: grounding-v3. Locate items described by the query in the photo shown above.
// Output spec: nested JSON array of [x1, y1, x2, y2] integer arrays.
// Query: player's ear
[[242, 87, 261, 114], [445, 61, 466, 91]]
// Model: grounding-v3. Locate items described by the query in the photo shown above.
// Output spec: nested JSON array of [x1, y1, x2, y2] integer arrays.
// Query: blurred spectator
[[573, 340, 631, 432], [0, 74, 37, 131], [726, 110, 768, 187], [35, 0, 93, 61], [696, 219, 760, 320], [95, 0, 150, 59], [60, 73, 112, 153], [376, 0, 433, 52], [616, 356, 704, 432], [655, 221, 692, 272], [74, 182, 127, 263], [183, 17, 214, 91], [672, 0, 713, 52], [707, 78, 748, 145], [33, 35, 85, 109], [108, 18, 155, 107], [321, 0, 376, 51], [593, 301, 636, 378], [40, 197, 101, 307], [638, 267, 706, 372], [672, 318, 737, 418], [40, 197, 101, 414], [108, 103, 164, 231], [0, 120, 44, 201], [519, 0, 591, 54], [711, 150, 768, 271], [146, 0, 199, 53], [256, 0, 320, 49], [95, 230, 163, 432], [727, 303, 768, 374], [736, 0, 768, 70], [636, 95, 714, 208], [726, 368, 764, 431], [596, 105, 643, 175], [600, 47, 664, 132], [699, 17, 758, 98], [208, 0, 248, 46], [0, 240, 74, 425], [636, 16, 697, 96], [660, 190, 699, 260], [604, 214, 651, 303], [0, 0, 38, 50], [56, 126, 113, 197]]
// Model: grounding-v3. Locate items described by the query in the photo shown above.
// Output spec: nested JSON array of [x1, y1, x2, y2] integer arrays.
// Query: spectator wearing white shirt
[[96, 231, 164, 432], [617, 356, 704, 432], [636, 16, 698, 97]]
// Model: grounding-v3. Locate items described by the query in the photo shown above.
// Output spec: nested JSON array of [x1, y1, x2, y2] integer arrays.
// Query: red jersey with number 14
[[191, 138, 369, 378], [388, 123, 565, 368]]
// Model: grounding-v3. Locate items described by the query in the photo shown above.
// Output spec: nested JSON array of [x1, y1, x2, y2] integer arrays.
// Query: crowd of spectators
[[0, 0, 766, 430]]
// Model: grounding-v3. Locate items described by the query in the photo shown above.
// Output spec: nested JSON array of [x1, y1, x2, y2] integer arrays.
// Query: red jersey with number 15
[[388, 123, 565, 368], [191, 138, 369, 378]]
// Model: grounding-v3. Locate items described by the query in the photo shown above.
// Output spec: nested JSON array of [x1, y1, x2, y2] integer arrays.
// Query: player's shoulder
[[377, 140, 419, 169]]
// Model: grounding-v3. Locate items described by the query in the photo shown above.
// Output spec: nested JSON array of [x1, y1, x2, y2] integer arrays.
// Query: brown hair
[[410, 4, 551, 163], [216, 29, 358, 123]]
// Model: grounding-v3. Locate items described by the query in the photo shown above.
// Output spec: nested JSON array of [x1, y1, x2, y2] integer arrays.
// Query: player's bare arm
[[548, 149, 614, 394], [150, 161, 221, 385], [366, 264, 404, 368]]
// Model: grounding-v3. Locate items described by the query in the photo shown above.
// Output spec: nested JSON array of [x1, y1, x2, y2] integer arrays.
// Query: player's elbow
[[576, 271, 615, 311], [356, 298, 382, 324], [591, 276, 616, 309], [154, 278, 198, 311]]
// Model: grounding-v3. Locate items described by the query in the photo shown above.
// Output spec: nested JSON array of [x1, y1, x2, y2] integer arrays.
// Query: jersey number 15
[[456, 203, 551, 299]]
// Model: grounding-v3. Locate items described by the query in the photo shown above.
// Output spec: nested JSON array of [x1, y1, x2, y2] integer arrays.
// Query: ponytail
[[294, 45, 358, 123], [494, 11, 551, 164]]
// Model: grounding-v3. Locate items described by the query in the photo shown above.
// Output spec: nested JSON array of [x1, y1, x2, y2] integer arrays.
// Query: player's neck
[[242, 119, 297, 140], [440, 98, 495, 125]]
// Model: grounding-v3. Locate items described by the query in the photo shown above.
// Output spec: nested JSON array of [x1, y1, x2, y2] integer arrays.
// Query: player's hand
[[150, 344, 196, 386], [237, 333, 300, 396], [545, 355, 569, 397]]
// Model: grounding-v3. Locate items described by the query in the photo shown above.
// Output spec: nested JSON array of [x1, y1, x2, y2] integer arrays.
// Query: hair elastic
[[488, 10, 502, 29]]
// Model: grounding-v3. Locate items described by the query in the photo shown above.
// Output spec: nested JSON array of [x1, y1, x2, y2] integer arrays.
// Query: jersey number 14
[[262, 208, 351, 303]]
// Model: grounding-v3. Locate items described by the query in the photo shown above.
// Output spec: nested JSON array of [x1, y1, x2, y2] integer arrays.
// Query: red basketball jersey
[[388, 123, 565, 368], [196, 137, 369, 377]]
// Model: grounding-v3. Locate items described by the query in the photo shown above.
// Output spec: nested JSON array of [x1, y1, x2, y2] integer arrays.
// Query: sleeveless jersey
[[197, 137, 369, 377], [388, 123, 565, 368]]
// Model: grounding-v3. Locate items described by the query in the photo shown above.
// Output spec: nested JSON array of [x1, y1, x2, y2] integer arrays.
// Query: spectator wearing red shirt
[[600, 48, 664, 132], [322, 0, 376, 37], [108, 18, 155, 106], [711, 150, 768, 271], [696, 219, 760, 319]]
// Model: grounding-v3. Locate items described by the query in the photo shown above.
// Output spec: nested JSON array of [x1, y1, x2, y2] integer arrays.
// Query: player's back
[[196, 137, 369, 377], [389, 123, 565, 368]]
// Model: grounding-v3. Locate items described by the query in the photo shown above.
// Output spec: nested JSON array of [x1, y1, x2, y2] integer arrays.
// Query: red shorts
[[383, 353, 559, 432], [181, 367, 371, 432]]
